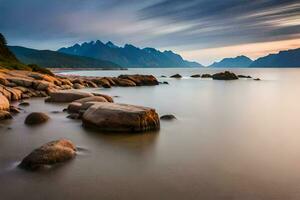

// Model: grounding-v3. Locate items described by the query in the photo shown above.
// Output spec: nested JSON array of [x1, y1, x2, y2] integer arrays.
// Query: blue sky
[[0, 0, 300, 65]]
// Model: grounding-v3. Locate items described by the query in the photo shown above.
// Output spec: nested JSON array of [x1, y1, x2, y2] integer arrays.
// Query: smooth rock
[[82, 102, 160, 132], [170, 74, 182, 78], [160, 114, 176, 120], [201, 74, 212, 78], [190, 74, 201, 78], [75, 96, 108, 104], [25, 112, 50, 125], [19, 139, 76, 171], [118, 75, 159, 86], [0, 111, 12, 120], [0, 94, 10, 110]]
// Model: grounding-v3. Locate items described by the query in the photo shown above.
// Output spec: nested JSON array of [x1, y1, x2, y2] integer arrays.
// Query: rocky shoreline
[[0, 69, 259, 170]]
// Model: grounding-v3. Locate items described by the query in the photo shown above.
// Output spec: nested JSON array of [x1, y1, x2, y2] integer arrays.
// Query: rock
[[33, 80, 52, 91], [254, 78, 261, 81], [45, 91, 94, 103], [19, 102, 30, 107], [75, 96, 108, 104], [67, 102, 82, 113], [73, 83, 85, 89], [238, 75, 252, 78], [0, 94, 10, 110], [190, 74, 201, 78], [201, 74, 212, 78], [25, 112, 50, 125], [0, 111, 12, 120], [92, 93, 114, 103], [170, 74, 182, 78], [82, 102, 160, 132], [212, 71, 238, 80], [9, 105, 21, 114], [7, 78, 32, 87], [19, 139, 76, 171], [115, 78, 136, 87], [67, 113, 81, 120], [160, 75, 166, 78], [118, 75, 159, 86], [162, 81, 169, 84], [160, 114, 176, 120]]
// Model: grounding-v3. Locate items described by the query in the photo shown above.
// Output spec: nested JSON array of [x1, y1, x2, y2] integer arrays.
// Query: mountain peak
[[210, 55, 252, 68], [106, 41, 118, 48]]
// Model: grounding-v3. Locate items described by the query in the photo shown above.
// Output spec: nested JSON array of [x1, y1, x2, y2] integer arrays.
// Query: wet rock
[[0, 111, 12, 120], [75, 96, 108, 104], [254, 78, 261, 81], [0, 94, 10, 110], [45, 91, 94, 103], [212, 71, 238, 80], [190, 74, 201, 78], [19, 102, 30, 107], [19, 139, 76, 171], [82, 102, 160, 132], [67, 102, 82, 113], [201, 74, 212, 78], [160, 114, 176, 120], [160, 75, 166, 78], [162, 81, 169, 84], [170, 74, 182, 78], [25, 112, 50, 125]]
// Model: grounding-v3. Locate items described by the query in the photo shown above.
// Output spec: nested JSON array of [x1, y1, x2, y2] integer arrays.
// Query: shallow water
[[2, 68, 300, 200]]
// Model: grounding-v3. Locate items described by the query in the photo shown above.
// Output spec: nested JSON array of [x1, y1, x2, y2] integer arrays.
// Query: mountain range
[[58, 40, 202, 68], [9, 46, 120, 69], [209, 48, 300, 68], [209, 56, 253, 67]]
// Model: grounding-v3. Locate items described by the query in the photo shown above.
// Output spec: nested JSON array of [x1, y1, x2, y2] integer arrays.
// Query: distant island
[[209, 56, 253, 68], [58, 40, 202, 68]]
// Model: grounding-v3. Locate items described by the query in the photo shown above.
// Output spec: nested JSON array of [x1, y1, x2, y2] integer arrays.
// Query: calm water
[[1, 68, 300, 200]]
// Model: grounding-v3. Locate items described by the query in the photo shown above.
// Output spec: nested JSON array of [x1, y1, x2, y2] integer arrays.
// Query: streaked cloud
[[0, 0, 299, 64]]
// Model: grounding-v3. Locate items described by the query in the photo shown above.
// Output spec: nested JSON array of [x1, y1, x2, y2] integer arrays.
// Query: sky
[[0, 0, 300, 65]]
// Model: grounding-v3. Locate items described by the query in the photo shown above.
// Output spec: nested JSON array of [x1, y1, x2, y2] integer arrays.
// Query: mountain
[[58, 40, 202, 67], [209, 56, 253, 67], [9, 46, 120, 69], [0, 33, 19, 65], [250, 48, 300, 67]]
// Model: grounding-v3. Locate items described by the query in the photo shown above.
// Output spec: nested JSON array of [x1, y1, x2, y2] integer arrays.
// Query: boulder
[[45, 91, 94, 103], [67, 113, 81, 120], [92, 93, 114, 103], [74, 96, 108, 104], [25, 112, 50, 125], [160, 114, 176, 120], [115, 78, 136, 87], [19, 139, 76, 171], [67, 102, 82, 113], [212, 71, 238, 80], [0, 111, 12, 120], [118, 75, 159, 86], [170, 74, 182, 78], [0, 94, 10, 110], [82, 102, 160, 132]]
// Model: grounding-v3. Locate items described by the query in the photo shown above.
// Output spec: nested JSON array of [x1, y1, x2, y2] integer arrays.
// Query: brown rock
[[82, 102, 160, 132], [92, 93, 114, 103], [118, 75, 159, 86], [73, 83, 85, 89], [46, 91, 94, 103], [0, 94, 10, 110], [19, 139, 76, 171], [25, 112, 50, 125], [0, 111, 12, 120], [212, 71, 238, 80], [115, 78, 136, 87], [170, 74, 182, 78]]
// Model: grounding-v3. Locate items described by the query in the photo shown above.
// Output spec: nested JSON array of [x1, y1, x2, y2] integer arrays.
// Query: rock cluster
[[212, 71, 239, 80]]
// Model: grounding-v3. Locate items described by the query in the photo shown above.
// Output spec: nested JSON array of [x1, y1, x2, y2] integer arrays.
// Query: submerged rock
[[82, 102, 160, 132], [45, 91, 94, 103], [160, 114, 176, 120], [238, 75, 252, 78], [212, 71, 238, 80], [19, 139, 76, 171], [254, 78, 261, 81], [25, 112, 50, 125], [73, 83, 85, 89], [9, 105, 21, 114], [67, 113, 81, 120], [170, 74, 182, 78]]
